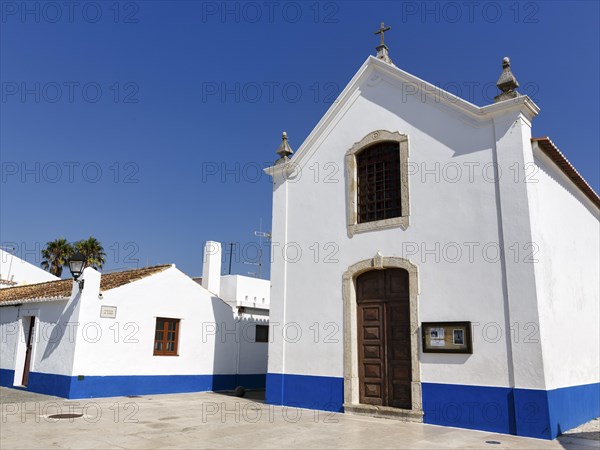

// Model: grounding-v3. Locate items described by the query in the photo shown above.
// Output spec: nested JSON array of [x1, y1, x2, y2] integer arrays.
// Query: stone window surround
[[345, 130, 410, 238], [342, 254, 423, 422]]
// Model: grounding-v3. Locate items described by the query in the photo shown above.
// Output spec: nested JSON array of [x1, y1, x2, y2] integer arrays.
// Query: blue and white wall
[[265, 56, 598, 439], [69, 266, 235, 398], [203, 241, 270, 383], [0, 283, 79, 396], [526, 142, 600, 438], [1, 265, 269, 398]]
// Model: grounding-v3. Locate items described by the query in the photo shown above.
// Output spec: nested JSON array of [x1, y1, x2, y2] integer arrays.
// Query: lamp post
[[68, 252, 86, 291]]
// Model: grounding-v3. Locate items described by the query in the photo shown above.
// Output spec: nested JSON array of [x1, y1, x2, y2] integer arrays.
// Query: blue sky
[[1, 1, 598, 278]]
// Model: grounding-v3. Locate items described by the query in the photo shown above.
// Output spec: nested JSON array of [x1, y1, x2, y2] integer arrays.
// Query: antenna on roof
[[0, 245, 16, 285], [221, 243, 236, 275], [246, 218, 271, 279]]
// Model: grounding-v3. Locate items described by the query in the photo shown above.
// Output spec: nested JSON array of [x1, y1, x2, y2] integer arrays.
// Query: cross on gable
[[374, 22, 391, 47]]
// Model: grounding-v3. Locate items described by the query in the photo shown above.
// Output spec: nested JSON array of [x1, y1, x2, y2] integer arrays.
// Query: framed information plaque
[[421, 321, 472, 354], [100, 305, 117, 319]]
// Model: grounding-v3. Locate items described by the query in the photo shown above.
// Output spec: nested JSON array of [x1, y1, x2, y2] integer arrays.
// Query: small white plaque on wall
[[100, 305, 117, 319]]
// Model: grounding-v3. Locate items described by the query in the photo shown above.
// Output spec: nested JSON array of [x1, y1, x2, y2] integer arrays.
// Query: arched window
[[345, 130, 409, 237], [357, 142, 402, 223]]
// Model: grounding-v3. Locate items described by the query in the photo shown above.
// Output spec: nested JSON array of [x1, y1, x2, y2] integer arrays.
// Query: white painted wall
[[267, 57, 547, 390], [202, 241, 222, 297], [1, 265, 269, 383], [528, 145, 600, 390], [72, 266, 238, 376], [211, 272, 270, 376], [492, 113, 546, 390], [0, 249, 58, 287], [0, 282, 81, 383], [220, 275, 270, 311], [237, 318, 269, 375], [267, 168, 289, 378]]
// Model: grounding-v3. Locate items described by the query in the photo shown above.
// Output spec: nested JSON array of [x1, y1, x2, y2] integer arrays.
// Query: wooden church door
[[357, 269, 412, 409]]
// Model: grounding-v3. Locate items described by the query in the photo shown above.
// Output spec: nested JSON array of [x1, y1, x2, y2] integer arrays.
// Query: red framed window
[[154, 318, 180, 356]]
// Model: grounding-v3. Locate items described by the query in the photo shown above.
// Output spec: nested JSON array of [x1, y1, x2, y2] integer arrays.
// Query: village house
[[197, 240, 270, 378], [0, 242, 269, 398], [194, 241, 270, 322], [264, 28, 600, 439]]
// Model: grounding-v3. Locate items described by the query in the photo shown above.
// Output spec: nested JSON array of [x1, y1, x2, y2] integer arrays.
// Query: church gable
[[274, 55, 539, 173], [266, 55, 535, 241]]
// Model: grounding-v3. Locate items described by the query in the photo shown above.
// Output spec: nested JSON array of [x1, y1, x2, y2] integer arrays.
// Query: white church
[[264, 26, 599, 439]]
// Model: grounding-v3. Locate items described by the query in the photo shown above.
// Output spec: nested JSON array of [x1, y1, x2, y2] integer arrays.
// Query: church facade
[[264, 45, 600, 439]]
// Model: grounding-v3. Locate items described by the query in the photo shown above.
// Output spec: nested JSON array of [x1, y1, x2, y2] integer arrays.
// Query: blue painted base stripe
[[4, 368, 597, 440], [546, 382, 600, 438], [212, 374, 266, 391], [266, 373, 343, 412], [0, 368, 15, 387], [69, 374, 214, 398], [266, 373, 283, 406], [236, 373, 266, 390], [28, 372, 73, 398], [266, 374, 599, 440], [0, 369, 266, 399], [423, 382, 600, 440], [422, 382, 517, 436]]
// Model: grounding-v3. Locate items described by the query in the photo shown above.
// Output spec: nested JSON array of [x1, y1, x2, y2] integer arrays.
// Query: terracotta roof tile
[[0, 265, 172, 305], [532, 137, 600, 209]]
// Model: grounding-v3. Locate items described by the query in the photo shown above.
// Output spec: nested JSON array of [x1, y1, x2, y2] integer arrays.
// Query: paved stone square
[[0, 387, 597, 449]]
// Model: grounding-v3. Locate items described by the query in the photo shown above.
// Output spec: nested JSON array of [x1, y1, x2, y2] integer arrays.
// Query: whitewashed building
[[199, 240, 270, 378], [264, 38, 599, 439], [197, 241, 270, 321], [0, 248, 58, 288], [0, 261, 269, 398], [220, 275, 270, 320]]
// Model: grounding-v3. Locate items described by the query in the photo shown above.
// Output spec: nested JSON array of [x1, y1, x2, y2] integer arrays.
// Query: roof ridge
[[266, 56, 540, 173], [531, 137, 600, 209], [0, 264, 173, 305], [99, 263, 173, 274], [0, 277, 71, 290]]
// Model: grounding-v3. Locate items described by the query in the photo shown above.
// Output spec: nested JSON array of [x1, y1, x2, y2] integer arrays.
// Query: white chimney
[[202, 241, 222, 296]]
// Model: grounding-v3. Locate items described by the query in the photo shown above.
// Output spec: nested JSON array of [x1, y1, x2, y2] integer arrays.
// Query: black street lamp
[[68, 252, 86, 290]]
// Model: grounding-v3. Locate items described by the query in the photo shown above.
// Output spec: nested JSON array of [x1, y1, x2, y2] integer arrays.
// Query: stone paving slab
[[0, 387, 598, 449], [561, 418, 600, 441], [0, 386, 61, 404]]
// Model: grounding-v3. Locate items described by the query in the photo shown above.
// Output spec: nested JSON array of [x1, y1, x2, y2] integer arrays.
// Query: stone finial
[[275, 131, 294, 165], [374, 22, 393, 65], [494, 56, 520, 103]]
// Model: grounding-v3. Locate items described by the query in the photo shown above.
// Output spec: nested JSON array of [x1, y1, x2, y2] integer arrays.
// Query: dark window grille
[[154, 318, 180, 356], [255, 325, 269, 343], [357, 142, 402, 223]]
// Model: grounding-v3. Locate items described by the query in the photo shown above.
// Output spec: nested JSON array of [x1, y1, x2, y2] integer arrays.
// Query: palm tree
[[74, 237, 106, 270], [41, 238, 74, 277]]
